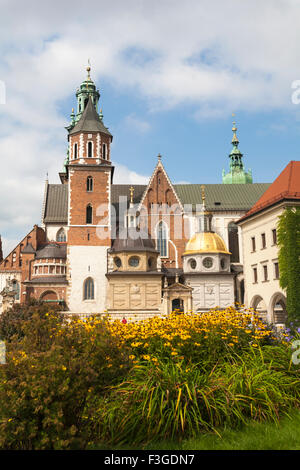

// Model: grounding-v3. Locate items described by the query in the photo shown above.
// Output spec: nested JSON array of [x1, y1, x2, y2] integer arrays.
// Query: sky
[[1, 0, 300, 256]]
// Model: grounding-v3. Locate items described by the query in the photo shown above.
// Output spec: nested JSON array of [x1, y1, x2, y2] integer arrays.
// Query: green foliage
[[277, 207, 300, 322], [0, 305, 299, 449], [0, 299, 63, 342], [0, 313, 130, 449], [85, 344, 300, 446]]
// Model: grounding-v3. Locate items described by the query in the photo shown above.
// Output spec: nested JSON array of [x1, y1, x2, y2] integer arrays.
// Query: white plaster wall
[[45, 225, 68, 242], [185, 274, 235, 311], [67, 245, 109, 313], [239, 204, 286, 322]]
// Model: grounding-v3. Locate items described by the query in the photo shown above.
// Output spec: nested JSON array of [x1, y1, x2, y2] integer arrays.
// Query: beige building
[[237, 161, 300, 325]]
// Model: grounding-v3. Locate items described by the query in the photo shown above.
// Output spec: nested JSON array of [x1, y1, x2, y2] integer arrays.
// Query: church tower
[[222, 117, 253, 184], [66, 65, 114, 313]]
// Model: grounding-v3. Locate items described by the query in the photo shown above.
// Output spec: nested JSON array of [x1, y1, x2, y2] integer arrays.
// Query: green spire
[[74, 61, 100, 124], [222, 115, 253, 184]]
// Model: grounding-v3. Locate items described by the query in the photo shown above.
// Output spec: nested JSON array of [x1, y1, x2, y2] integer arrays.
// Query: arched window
[[88, 141, 93, 158], [157, 221, 168, 257], [56, 228, 66, 242], [87, 176, 93, 192], [83, 277, 94, 300], [86, 204, 93, 224], [74, 143, 78, 159], [102, 143, 106, 159], [228, 222, 240, 262]]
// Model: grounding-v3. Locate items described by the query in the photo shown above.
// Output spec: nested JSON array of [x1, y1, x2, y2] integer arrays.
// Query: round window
[[129, 256, 140, 267], [189, 258, 197, 270], [203, 257, 213, 269], [114, 257, 122, 268], [220, 258, 226, 270]]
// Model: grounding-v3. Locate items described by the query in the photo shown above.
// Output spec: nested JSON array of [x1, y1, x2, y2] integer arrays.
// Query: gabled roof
[[238, 161, 300, 222], [111, 183, 270, 211], [69, 96, 112, 137], [174, 183, 270, 211], [43, 184, 68, 223], [138, 158, 184, 212], [42, 182, 271, 227]]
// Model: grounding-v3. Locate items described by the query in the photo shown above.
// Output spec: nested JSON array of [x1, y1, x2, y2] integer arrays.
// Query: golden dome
[[184, 232, 231, 255]]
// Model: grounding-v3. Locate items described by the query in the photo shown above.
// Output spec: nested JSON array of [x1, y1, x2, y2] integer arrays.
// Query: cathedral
[[0, 66, 272, 319]]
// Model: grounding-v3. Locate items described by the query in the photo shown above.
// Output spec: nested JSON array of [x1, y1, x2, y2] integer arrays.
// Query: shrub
[[0, 299, 63, 342], [0, 313, 130, 449]]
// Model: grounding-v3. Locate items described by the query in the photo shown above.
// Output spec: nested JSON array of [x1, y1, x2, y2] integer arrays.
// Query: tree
[[277, 207, 300, 323]]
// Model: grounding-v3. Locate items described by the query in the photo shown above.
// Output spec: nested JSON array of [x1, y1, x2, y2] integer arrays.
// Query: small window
[[251, 237, 256, 252], [261, 233, 266, 249], [88, 141, 93, 158], [274, 262, 279, 280], [253, 267, 258, 283], [12, 280, 20, 301], [220, 258, 226, 270], [189, 258, 197, 270], [203, 257, 213, 269], [56, 228, 66, 242], [114, 257, 122, 268], [84, 277, 95, 300], [74, 143, 78, 159], [272, 229, 277, 245], [263, 265, 268, 281], [87, 176, 93, 192], [129, 256, 140, 267], [86, 205, 93, 224], [102, 143, 106, 159]]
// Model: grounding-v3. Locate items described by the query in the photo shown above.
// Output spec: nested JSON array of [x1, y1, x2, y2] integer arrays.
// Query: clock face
[[203, 257, 213, 269]]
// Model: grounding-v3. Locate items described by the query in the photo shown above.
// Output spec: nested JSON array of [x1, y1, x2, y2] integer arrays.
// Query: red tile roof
[[238, 161, 300, 222]]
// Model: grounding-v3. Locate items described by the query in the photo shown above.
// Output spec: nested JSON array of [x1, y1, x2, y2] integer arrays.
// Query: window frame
[[83, 277, 95, 300]]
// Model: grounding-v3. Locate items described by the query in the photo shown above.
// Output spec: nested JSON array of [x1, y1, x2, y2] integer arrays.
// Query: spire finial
[[158, 153, 162, 161], [231, 112, 239, 144], [129, 186, 134, 204], [86, 59, 91, 80]]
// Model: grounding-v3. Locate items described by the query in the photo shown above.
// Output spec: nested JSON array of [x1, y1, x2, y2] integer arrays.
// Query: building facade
[[237, 161, 300, 324], [1, 66, 288, 321]]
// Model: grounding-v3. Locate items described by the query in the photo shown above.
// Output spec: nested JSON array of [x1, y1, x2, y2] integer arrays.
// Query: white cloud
[[123, 114, 151, 134], [1, 0, 300, 247], [113, 163, 149, 185]]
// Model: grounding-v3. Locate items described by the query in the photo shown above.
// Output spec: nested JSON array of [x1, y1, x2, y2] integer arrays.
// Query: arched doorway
[[40, 290, 58, 302], [269, 292, 287, 325], [250, 295, 268, 322]]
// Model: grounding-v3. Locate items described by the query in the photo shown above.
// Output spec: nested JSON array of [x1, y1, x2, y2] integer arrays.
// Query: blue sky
[[1, 0, 300, 255]]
